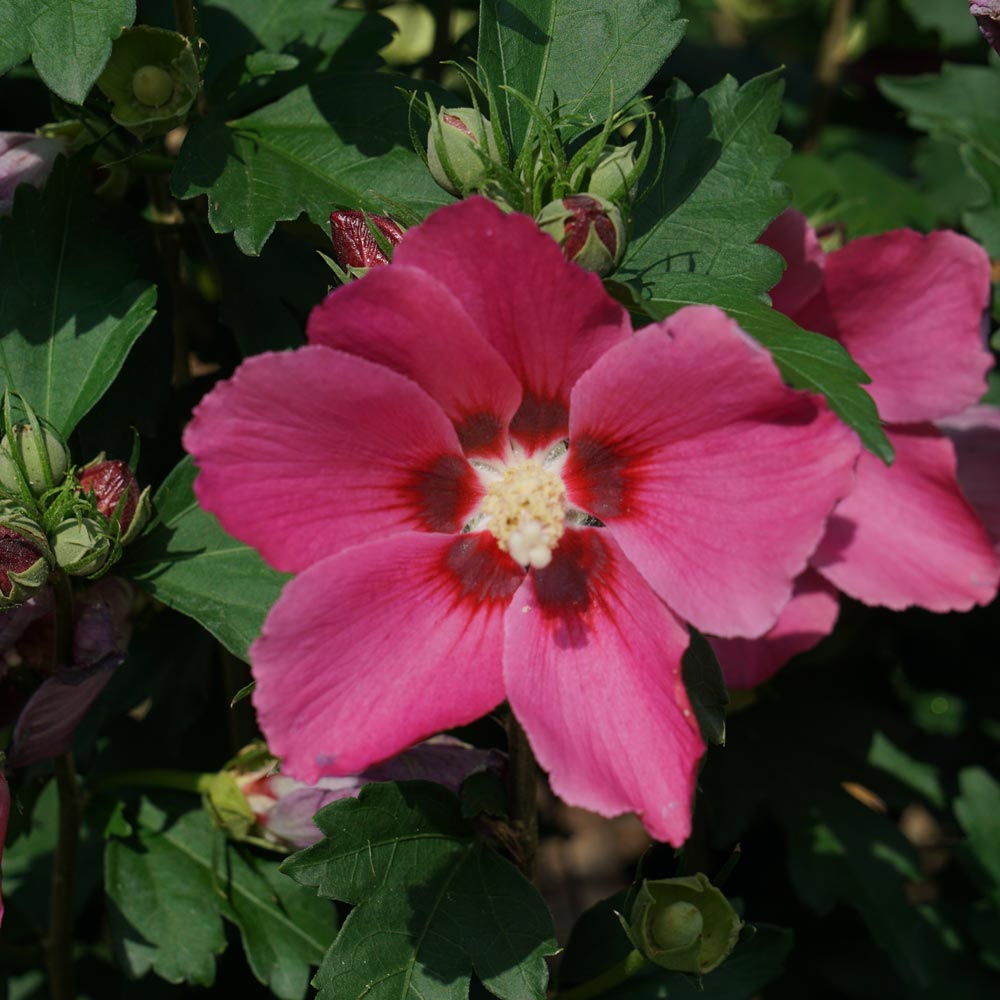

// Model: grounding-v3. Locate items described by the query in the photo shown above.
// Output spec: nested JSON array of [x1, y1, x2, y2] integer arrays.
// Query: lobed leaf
[[0, 155, 156, 437], [283, 781, 558, 1000], [121, 456, 289, 661], [171, 73, 453, 255], [0, 0, 134, 104], [477, 0, 686, 149]]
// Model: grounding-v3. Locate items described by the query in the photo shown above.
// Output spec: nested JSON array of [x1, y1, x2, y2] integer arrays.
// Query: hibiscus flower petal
[[794, 230, 992, 423], [710, 570, 840, 690], [252, 531, 522, 782], [184, 347, 481, 572], [393, 197, 631, 453], [564, 306, 859, 638], [306, 265, 522, 457], [759, 208, 826, 316], [504, 529, 702, 845], [939, 404, 1000, 549], [812, 425, 1000, 611]]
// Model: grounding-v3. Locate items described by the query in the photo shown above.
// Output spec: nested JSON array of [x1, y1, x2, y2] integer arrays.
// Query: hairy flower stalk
[[185, 198, 859, 844]]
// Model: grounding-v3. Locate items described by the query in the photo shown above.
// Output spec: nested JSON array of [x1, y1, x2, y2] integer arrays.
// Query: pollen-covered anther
[[481, 460, 567, 569]]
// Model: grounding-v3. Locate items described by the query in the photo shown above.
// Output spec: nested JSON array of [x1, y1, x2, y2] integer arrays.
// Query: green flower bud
[[627, 874, 742, 975], [536, 194, 625, 277], [51, 517, 111, 578], [97, 27, 200, 140], [0, 423, 70, 498], [575, 142, 638, 201], [204, 770, 259, 844], [427, 107, 501, 196]]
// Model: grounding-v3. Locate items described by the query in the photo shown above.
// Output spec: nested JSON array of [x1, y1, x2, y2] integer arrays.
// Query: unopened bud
[[79, 459, 151, 544], [0, 521, 49, 607], [536, 194, 624, 277], [0, 423, 70, 498], [329, 210, 405, 279], [427, 107, 500, 196], [572, 143, 638, 201], [51, 517, 111, 578], [971, 3, 1000, 53], [627, 874, 742, 975]]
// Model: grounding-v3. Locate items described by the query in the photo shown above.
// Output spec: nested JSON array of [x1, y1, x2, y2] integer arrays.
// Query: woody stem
[[505, 709, 539, 879]]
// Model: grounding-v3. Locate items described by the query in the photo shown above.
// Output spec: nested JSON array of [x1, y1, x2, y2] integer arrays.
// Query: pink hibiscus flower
[[183, 198, 859, 844], [714, 211, 1000, 689]]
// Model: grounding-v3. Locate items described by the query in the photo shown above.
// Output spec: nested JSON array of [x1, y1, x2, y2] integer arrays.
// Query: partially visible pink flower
[[714, 211, 1000, 689], [971, 2, 1000, 53], [0, 132, 65, 215], [329, 210, 404, 275], [0, 770, 9, 927], [184, 198, 859, 845], [238, 736, 502, 850]]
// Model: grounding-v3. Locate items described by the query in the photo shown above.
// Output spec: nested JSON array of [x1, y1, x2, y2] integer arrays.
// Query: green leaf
[[637, 287, 893, 463], [681, 629, 728, 747], [781, 150, 936, 237], [879, 64, 1000, 256], [106, 801, 228, 987], [204, 225, 329, 355], [0, 0, 134, 104], [901, 0, 982, 46], [955, 767, 1000, 904], [867, 731, 944, 809], [225, 844, 339, 999], [618, 71, 790, 300], [282, 781, 558, 1000], [200, 0, 391, 96], [0, 155, 157, 437], [477, 0, 686, 149], [121, 456, 289, 661], [106, 798, 336, 996], [172, 73, 452, 255]]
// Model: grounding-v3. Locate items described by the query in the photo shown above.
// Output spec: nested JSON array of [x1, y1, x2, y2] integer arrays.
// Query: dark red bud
[[0, 526, 44, 598], [329, 211, 405, 270], [561, 195, 618, 260], [79, 460, 139, 529]]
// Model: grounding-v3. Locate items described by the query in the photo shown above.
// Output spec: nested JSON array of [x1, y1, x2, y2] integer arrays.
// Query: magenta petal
[[565, 306, 859, 638], [184, 347, 481, 573], [307, 266, 522, 457], [759, 209, 826, 317], [710, 570, 840, 690], [813, 425, 1000, 611], [251, 531, 522, 782], [504, 529, 702, 845], [794, 230, 993, 423], [939, 404, 1000, 549], [393, 198, 631, 453]]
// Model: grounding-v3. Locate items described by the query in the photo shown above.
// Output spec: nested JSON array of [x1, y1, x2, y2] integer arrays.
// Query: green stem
[[557, 950, 649, 1000], [505, 710, 539, 880], [46, 754, 80, 1000], [91, 769, 213, 795]]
